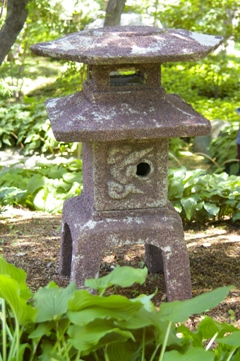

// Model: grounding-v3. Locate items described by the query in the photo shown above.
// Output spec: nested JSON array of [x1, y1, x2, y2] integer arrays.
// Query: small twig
[[195, 152, 220, 168]]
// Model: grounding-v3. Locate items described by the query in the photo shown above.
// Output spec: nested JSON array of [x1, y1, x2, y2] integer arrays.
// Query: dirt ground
[[0, 206, 240, 328]]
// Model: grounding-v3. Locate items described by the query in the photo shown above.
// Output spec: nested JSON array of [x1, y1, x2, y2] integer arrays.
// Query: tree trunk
[[0, 0, 29, 65], [104, 0, 126, 27]]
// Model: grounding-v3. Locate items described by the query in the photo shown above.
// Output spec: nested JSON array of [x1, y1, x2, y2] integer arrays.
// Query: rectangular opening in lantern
[[110, 69, 145, 86]]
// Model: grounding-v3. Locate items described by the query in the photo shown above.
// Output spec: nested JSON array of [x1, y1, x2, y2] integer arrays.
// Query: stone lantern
[[31, 26, 223, 301]]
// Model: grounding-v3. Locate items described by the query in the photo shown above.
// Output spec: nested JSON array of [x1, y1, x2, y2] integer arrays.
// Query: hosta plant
[[0, 256, 239, 361]]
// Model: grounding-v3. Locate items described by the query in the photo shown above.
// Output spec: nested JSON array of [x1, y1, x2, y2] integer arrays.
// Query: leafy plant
[[0, 99, 78, 154], [168, 167, 240, 223], [208, 122, 239, 166], [0, 256, 239, 361], [1, 161, 240, 222], [0, 159, 82, 213]]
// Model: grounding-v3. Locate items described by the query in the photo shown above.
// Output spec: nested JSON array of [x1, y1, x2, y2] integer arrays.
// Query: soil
[[0, 206, 240, 328]]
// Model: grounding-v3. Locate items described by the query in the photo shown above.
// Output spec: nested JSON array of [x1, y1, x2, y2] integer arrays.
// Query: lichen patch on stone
[[189, 31, 222, 47]]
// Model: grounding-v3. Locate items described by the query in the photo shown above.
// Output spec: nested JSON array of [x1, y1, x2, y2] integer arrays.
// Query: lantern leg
[[59, 195, 192, 301], [160, 239, 192, 301], [145, 244, 164, 273]]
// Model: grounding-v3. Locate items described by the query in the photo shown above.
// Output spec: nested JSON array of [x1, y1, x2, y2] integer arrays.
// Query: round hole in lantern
[[136, 162, 151, 177]]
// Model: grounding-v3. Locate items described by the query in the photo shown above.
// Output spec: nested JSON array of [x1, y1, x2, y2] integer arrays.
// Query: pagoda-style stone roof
[[30, 26, 223, 65], [45, 89, 211, 142]]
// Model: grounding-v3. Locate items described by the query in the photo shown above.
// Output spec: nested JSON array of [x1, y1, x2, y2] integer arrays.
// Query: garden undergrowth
[[0, 256, 240, 361]]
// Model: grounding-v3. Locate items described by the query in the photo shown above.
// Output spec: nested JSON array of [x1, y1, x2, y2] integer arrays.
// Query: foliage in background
[[0, 159, 82, 213], [208, 123, 239, 166], [168, 167, 240, 223], [162, 54, 240, 113], [159, 0, 240, 42], [1, 54, 239, 161], [0, 162, 240, 224], [0, 99, 77, 154], [0, 0, 240, 224], [0, 256, 239, 361], [0, 0, 100, 98]]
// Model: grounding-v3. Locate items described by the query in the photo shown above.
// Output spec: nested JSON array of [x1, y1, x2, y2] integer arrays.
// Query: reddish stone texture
[[31, 26, 223, 301], [30, 26, 223, 65], [60, 194, 192, 301], [44, 89, 211, 143], [83, 139, 169, 211]]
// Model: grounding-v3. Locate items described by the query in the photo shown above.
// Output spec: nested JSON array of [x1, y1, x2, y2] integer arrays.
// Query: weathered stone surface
[[31, 26, 224, 301], [60, 194, 192, 301], [83, 139, 168, 211], [46, 89, 211, 142], [30, 26, 223, 65]]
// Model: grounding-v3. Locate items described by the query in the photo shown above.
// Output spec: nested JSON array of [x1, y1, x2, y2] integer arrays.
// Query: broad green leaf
[[29, 321, 54, 339], [132, 292, 156, 312], [180, 197, 198, 221], [158, 286, 233, 323], [68, 320, 134, 353], [216, 331, 240, 347], [204, 203, 220, 216], [168, 177, 184, 199], [107, 341, 139, 361], [33, 188, 47, 210], [0, 256, 32, 299], [115, 307, 158, 329], [217, 322, 239, 338], [85, 266, 148, 295], [116, 309, 179, 347], [27, 174, 47, 194], [68, 291, 143, 325], [0, 275, 37, 325], [233, 212, 240, 222], [33, 282, 77, 322], [163, 347, 214, 361], [197, 316, 220, 339], [62, 172, 81, 183]]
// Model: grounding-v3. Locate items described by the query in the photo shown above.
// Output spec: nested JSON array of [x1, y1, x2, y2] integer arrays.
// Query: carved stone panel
[[88, 139, 169, 211]]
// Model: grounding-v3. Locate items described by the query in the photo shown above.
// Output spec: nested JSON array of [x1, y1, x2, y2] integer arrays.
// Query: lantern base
[[59, 192, 192, 301]]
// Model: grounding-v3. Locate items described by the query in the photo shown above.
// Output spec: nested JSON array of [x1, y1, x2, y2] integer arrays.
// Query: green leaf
[[0, 255, 32, 299], [62, 172, 81, 183], [29, 321, 54, 339], [85, 266, 148, 295], [217, 331, 240, 347], [68, 290, 143, 326], [197, 316, 220, 339], [158, 286, 233, 323], [180, 197, 198, 221], [168, 177, 184, 198], [33, 282, 77, 322], [27, 174, 47, 194], [163, 347, 214, 361], [132, 292, 156, 312], [107, 341, 139, 361], [0, 275, 37, 325], [203, 203, 220, 216], [68, 320, 134, 354]]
